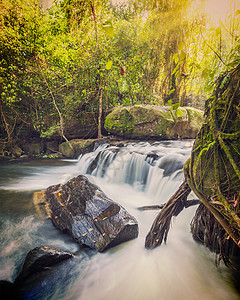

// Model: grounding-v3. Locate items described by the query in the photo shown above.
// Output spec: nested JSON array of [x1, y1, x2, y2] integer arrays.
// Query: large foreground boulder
[[45, 175, 138, 252], [104, 105, 203, 139]]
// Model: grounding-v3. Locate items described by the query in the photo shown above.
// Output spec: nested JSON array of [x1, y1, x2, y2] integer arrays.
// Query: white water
[[0, 140, 239, 299]]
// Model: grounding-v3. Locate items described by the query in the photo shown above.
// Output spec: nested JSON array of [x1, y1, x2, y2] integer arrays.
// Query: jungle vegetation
[[0, 0, 239, 146]]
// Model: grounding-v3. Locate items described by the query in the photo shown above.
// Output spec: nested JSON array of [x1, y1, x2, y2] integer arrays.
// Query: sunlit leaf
[[168, 88, 175, 95], [172, 64, 179, 75], [102, 21, 114, 38], [176, 109, 183, 117], [180, 51, 186, 60], [235, 9, 240, 16], [201, 68, 210, 79], [195, 63, 201, 69], [173, 53, 179, 64], [166, 99, 172, 106], [215, 27, 221, 35], [172, 53, 178, 60], [106, 60, 113, 70], [179, 42, 184, 51]]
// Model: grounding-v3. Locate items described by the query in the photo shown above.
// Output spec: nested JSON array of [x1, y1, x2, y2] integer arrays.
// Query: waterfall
[[77, 140, 193, 202]]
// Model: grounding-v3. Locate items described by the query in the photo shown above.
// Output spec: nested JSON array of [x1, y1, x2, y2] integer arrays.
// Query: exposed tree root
[[191, 203, 240, 268], [145, 180, 191, 249]]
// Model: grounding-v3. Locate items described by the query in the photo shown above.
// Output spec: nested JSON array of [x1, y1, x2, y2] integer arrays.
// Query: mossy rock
[[59, 139, 97, 158], [104, 105, 203, 139], [104, 107, 135, 136]]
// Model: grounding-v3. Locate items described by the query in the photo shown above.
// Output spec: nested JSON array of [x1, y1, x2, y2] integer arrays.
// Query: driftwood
[[145, 180, 191, 249], [138, 199, 199, 211]]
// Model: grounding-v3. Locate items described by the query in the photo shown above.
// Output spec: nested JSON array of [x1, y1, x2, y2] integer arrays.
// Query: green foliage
[[0, 0, 239, 144]]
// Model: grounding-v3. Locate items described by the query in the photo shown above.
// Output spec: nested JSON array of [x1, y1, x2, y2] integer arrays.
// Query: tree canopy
[[0, 0, 239, 146]]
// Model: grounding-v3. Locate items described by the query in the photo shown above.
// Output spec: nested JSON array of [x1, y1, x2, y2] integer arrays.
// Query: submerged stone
[[45, 175, 139, 252]]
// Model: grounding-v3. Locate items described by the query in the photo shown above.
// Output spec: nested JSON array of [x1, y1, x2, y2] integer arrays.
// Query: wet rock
[[15, 246, 74, 283], [158, 154, 185, 177], [0, 280, 18, 300], [0, 247, 74, 300], [46, 175, 139, 252]]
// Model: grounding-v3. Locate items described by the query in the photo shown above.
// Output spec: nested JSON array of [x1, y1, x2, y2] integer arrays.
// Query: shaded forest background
[[0, 0, 239, 146]]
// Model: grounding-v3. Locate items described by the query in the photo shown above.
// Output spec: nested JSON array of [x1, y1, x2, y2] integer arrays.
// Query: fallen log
[[145, 180, 191, 249]]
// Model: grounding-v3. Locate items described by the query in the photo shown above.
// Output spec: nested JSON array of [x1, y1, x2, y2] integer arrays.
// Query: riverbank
[[0, 105, 203, 160]]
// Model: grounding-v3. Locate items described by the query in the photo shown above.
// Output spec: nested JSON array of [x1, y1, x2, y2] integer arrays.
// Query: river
[[0, 140, 239, 299]]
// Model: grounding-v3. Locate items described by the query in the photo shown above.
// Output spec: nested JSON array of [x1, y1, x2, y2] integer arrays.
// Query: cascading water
[[0, 140, 239, 300], [77, 141, 191, 202]]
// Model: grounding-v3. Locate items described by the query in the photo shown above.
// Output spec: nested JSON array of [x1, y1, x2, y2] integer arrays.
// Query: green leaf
[[168, 88, 175, 95], [106, 60, 113, 70], [173, 53, 179, 64], [172, 64, 179, 75], [179, 42, 184, 51], [195, 63, 201, 69], [235, 9, 240, 16], [166, 99, 172, 106], [180, 51, 186, 60], [201, 68, 210, 79], [102, 21, 114, 38], [215, 27, 221, 35], [172, 103, 180, 110], [220, 74, 230, 89], [176, 110, 183, 117]]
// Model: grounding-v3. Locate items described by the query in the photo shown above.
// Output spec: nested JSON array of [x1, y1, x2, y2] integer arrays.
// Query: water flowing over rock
[[45, 175, 139, 252], [104, 105, 203, 139]]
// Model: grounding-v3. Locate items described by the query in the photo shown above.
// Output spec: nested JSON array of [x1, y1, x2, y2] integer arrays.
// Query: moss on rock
[[104, 107, 135, 135], [104, 105, 203, 139], [59, 139, 97, 158], [184, 64, 240, 256]]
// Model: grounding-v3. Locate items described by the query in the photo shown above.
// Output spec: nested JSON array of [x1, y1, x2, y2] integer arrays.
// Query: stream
[[0, 140, 239, 299]]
